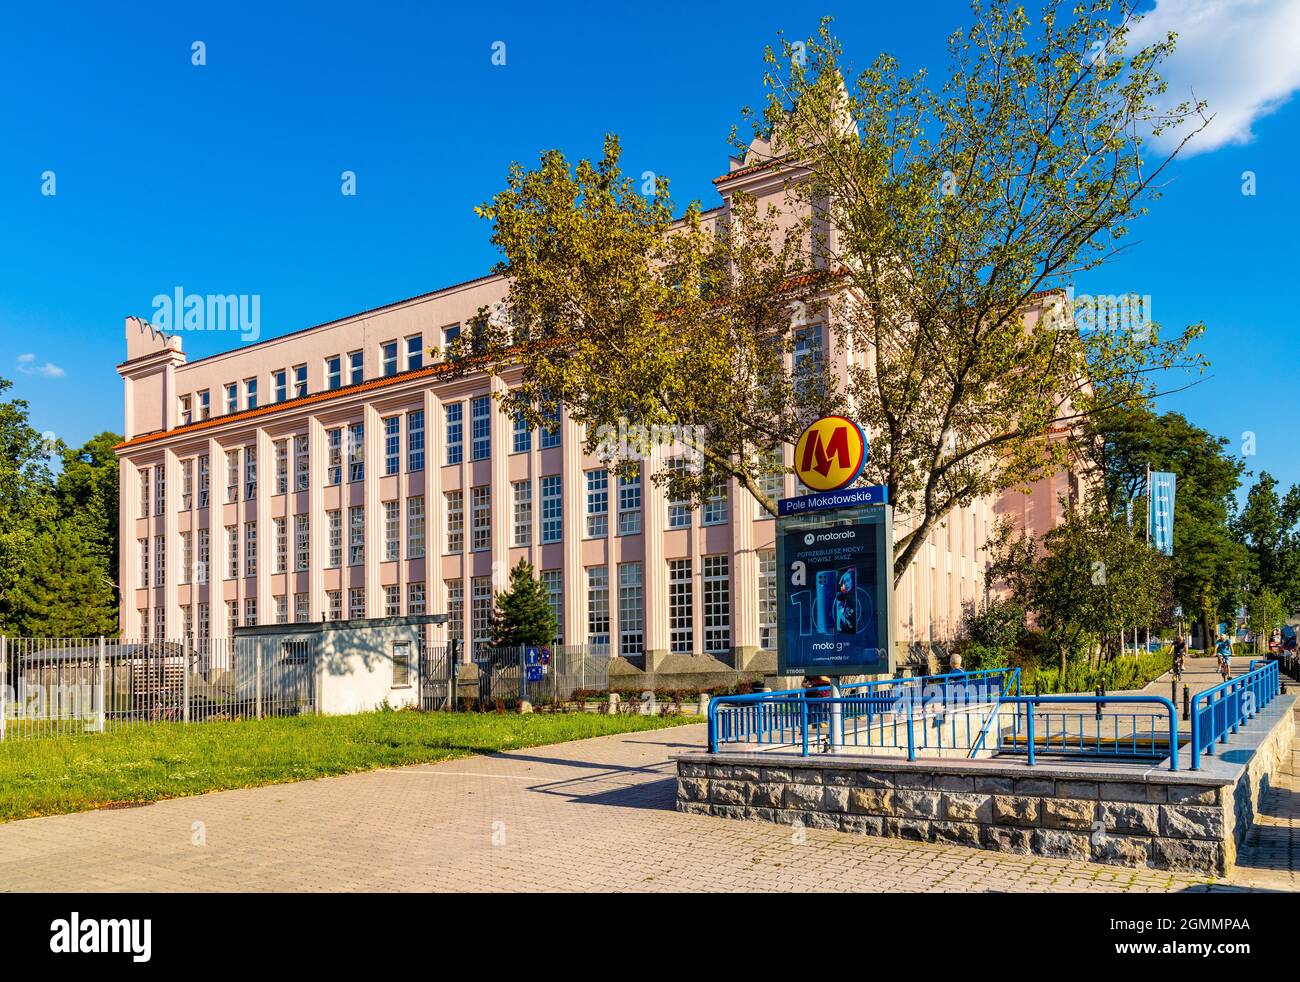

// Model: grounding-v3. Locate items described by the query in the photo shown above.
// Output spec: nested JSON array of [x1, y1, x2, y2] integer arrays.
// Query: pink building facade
[[115, 140, 1075, 667]]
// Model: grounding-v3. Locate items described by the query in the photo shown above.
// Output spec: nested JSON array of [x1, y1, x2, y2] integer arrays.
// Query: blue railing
[[1189, 660, 1280, 771], [708, 667, 1020, 757], [995, 695, 1180, 770]]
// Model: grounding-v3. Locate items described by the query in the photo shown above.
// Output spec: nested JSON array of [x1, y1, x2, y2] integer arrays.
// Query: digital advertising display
[[775, 501, 894, 678]]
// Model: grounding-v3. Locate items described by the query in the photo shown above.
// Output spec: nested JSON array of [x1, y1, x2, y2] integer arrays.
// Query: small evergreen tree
[[8, 521, 118, 637], [489, 559, 558, 648]]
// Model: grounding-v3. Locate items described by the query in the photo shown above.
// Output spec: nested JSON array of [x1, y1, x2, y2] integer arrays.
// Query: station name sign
[[777, 484, 888, 517]]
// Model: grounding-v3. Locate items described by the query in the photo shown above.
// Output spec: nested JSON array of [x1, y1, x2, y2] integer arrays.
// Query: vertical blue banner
[[1149, 471, 1176, 556]]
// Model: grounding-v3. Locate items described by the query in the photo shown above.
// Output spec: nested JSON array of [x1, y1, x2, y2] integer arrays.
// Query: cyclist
[[1215, 634, 1233, 681], [1171, 635, 1187, 680]]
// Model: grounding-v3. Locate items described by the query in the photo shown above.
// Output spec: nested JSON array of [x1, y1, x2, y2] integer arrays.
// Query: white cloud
[[1127, 0, 1300, 155], [16, 353, 65, 378]]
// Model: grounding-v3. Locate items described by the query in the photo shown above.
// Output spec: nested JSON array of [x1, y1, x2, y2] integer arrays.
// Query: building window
[[244, 597, 257, 628], [793, 325, 824, 394], [325, 356, 341, 390], [667, 458, 691, 529], [471, 396, 491, 460], [758, 466, 784, 518], [618, 562, 643, 656], [702, 480, 728, 526], [139, 469, 150, 518], [181, 531, 192, 583], [294, 435, 309, 492], [293, 364, 308, 398], [244, 377, 258, 410], [245, 521, 257, 577], [327, 428, 342, 485], [702, 555, 731, 654], [758, 549, 777, 649], [275, 440, 288, 495], [273, 370, 287, 403], [585, 469, 609, 538], [382, 341, 398, 377], [197, 454, 209, 508], [471, 486, 491, 551], [445, 490, 464, 552], [327, 509, 342, 567], [243, 446, 257, 500], [392, 640, 412, 687], [154, 607, 165, 641], [512, 412, 531, 454], [511, 480, 531, 547], [586, 566, 610, 647], [540, 475, 562, 543], [408, 581, 426, 615], [197, 602, 209, 643], [276, 595, 289, 625], [198, 390, 211, 420], [295, 514, 310, 571], [273, 518, 287, 573], [349, 587, 366, 620], [349, 506, 365, 565], [348, 351, 364, 386], [179, 394, 192, 426], [226, 525, 239, 579], [327, 590, 342, 622], [197, 529, 210, 585], [348, 423, 364, 482], [295, 593, 309, 623], [183, 605, 193, 641], [225, 450, 239, 503], [541, 569, 563, 646], [618, 474, 641, 535], [408, 496, 425, 559], [406, 334, 423, 371], [154, 464, 166, 515], [225, 383, 238, 415], [385, 584, 401, 617], [669, 559, 693, 653], [471, 577, 492, 651], [384, 416, 400, 475], [407, 409, 425, 471], [181, 459, 193, 511], [155, 534, 166, 586], [138, 608, 148, 641], [137, 538, 148, 588], [383, 501, 400, 561], [446, 580, 464, 643], [539, 402, 560, 449], [445, 402, 463, 464]]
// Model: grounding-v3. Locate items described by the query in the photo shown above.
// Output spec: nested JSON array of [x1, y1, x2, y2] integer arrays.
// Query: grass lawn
[[0, 710, 698, 823]]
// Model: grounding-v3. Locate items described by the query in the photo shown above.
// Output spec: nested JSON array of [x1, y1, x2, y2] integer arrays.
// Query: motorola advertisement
[[775, 504, 893, 677]]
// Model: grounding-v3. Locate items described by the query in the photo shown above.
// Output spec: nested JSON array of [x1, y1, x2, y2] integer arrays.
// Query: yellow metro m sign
[[794, 416, 868, 493]]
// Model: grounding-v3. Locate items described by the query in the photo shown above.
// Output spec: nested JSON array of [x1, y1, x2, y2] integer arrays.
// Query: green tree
[[464, 2, 1205, 586], [990, 503, 1172, 675], [6, 522, 118, 637], [1246, 588, 1286, 656], [0, 378, 57, 631], [1235, 472, 1300, 610], [1083, 402, 1248, 648], [489, 560, 558, 649]]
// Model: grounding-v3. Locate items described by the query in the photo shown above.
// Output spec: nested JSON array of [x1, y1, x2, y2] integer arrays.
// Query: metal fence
[[0, 636, 317, 742], [1190, 659, 1281, 771], [473, 644, 611, 708]]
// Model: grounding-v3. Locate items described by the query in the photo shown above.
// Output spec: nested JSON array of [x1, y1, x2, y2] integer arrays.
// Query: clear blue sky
[[1, 0, 1296, 498]]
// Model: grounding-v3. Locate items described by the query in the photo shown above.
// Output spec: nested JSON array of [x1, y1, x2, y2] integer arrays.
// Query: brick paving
[[0, 722, 1248, 893], [1225, 699, 1300, 891]]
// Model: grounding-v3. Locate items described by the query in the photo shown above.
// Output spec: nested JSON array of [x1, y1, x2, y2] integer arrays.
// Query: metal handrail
[[1189, 660, 1280, 771], [997, 695, 1180, 771]]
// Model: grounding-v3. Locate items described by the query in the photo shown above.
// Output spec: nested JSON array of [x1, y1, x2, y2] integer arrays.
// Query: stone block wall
[[677, 759, 1231, 874]]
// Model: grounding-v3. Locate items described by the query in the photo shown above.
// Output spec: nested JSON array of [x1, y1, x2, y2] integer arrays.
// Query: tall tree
[[750, 2, 1207, 581], [0, 378, 57, 631], [1235, 472, 1300, 610], [462, 2, 1206, 587], [1083, 402, 1248, 646]]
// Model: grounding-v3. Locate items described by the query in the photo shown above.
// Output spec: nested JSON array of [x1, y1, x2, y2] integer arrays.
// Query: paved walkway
[[0, 721, 1274, 894]]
